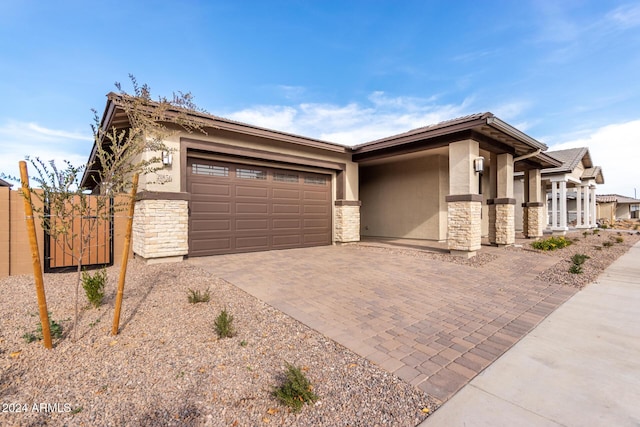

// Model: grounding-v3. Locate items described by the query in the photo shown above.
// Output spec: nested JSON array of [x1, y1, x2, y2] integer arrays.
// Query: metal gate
[[44, 195, 114, 272]]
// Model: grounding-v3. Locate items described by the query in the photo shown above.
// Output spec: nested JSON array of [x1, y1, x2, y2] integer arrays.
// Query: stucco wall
[[359, 153, 448, 240]]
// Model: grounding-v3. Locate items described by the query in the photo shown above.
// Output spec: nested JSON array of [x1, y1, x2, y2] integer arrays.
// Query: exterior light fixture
[[162, 151, 173, 166], [474, 156, 485, 173]]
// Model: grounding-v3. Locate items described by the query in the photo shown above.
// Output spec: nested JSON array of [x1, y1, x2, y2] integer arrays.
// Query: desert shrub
[[600, 224, 609, 229], [592, 229, 600, 235], [214, 309, 235, 338], [569, 264, 583, 274], [23, 313, 63, 343], [82, 268, 106, 308], [187, 288, 210, 304], [603, 241, 614, 248], [531, 236, 572, 251], [582, 231, 589, 237], [272, 363, 318, 412], [615, 236, 624, 243], [571, 254, 590, 266]]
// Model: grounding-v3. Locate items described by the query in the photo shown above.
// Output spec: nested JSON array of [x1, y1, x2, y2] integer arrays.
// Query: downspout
[[513, 149, 542, 162]]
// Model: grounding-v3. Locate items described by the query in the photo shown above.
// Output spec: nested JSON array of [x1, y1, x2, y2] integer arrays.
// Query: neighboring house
[[515, 147, 604, 234], [596, 194, 640, 222], [82, 95, 563, 262], [0, 178, 12, 187]]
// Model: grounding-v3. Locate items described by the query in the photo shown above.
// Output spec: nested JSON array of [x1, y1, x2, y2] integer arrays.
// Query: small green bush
[[615, 236, 624, 243], [582, 231, 589, 237], [23, 313, 63, 343], [592, 229, 599, 235], [603, 241, 614, 248], [214, 309, 235, 338], [187, 288, 210, 304], [571, 254, 590, 266], [600, 224, 609, 229], [82, 268, 106, 308], [569, 264, 583, 274], [272, 363, 318, 412], [531, 236, 572, 251]]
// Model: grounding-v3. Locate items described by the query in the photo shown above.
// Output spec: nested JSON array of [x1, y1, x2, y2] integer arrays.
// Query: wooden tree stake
[[19, 161, 52, 349], [111, 173, 139, 335]]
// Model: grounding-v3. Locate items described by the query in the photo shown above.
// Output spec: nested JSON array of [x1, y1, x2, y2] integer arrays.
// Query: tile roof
[[596, 194, 640, 204], [543, 147, 590, 174]]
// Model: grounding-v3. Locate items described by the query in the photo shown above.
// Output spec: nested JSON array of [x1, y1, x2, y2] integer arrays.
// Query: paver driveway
[[188, 244, 577, 402]]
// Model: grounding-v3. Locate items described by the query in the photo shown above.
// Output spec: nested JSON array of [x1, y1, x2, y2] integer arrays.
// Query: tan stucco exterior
[[359, 152, 448, 240]]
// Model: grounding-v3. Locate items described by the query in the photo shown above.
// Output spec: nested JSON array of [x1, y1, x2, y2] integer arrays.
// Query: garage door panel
[[191, 201, 231, 214], [191, 182, 230, 196], [303, 204, 329, 215], [236, 202, 268, 214], [272, 235, 302, 247], [304, 233, 331, 244], [273, 203, 301, 214], [303, 190, 329, 201], [191, 237, 231, 252], [235, 236, 269, 250], [236, 219, 269, 231], [236, 185, 269, 198], [188, 157, 331, 256], [272, 219, 301, 229], [272, 188, 301, 200], [191, 219, 231, 231]]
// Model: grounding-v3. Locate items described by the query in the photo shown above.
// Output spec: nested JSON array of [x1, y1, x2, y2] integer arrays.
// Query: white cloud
[[606, 3, 640, 30], [223, 92, 474, 146], [0, 120, 92, 184], [549, 119, 640, 197]]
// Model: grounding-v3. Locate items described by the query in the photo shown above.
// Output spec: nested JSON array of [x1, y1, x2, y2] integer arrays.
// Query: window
[[192, 164, 228, 177], [304, 175, 326, 185], [236, 168, 267, 180], [273, 172, 299, 183]]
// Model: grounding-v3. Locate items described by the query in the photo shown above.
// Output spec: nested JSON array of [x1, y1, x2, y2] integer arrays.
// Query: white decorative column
[[551, 181, 558, 229], [590, 186, 597, 226], [575, 186, 582, 227], [559, 181, 568, 230], [584, 184, 591, 228]]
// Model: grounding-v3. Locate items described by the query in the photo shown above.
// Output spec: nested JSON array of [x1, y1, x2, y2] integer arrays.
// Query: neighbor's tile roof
[[596, 194, 640, 204], [543, 147, 591, 174]]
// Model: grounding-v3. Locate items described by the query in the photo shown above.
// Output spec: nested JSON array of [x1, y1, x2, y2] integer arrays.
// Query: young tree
[[9, 75, 207, 343]]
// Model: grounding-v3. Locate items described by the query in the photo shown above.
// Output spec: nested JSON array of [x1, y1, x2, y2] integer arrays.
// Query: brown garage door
[[187, 158, 332, 256]]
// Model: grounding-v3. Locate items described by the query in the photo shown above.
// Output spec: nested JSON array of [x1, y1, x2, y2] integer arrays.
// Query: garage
[[187, 157, 332, 256]]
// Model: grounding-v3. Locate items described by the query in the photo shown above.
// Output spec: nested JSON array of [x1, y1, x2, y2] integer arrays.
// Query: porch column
[[551, 181, 558, 229], [488, 154, 497, 244], [559, 180, 567, 229], [590, 186, 597, 226], [522, 169, 544, 239], [584, 184, 591, 228], [575, 185, 583, 227], [493, 153, 515, 245], [446, 140, 482, 258]]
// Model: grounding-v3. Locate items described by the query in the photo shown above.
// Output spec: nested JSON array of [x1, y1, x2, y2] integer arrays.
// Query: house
[[596, 194, 640, 222], [82, 95, 564, 263], [515, 147, 604, 234]]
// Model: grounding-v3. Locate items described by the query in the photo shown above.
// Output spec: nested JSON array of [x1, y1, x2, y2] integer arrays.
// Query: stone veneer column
[[447, 140, 482, 257], [489, 153, 515, 246], [132, 192, 189, 263], [522, 169, 544, 239], [334, 200, 361, 243]]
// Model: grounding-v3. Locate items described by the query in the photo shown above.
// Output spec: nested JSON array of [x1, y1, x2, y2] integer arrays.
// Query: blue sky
[[1, 0, 639, 197]]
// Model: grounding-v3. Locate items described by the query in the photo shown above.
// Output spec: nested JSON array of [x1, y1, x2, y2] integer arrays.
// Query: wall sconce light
[[162, 151, 173, 166], [474, 157, 484, 173]]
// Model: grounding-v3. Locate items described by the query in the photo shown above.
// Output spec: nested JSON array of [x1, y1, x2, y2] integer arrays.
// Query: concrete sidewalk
[[421, 241, 640, 427]]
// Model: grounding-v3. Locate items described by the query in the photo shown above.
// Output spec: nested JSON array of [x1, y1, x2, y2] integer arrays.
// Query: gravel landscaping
[[525, 229, 640, 288], [1, 260, 437, 426], [1, 226, 638, 426]]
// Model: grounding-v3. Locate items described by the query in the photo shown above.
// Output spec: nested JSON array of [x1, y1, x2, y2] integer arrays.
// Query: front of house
[[84, 95, 604, 264]]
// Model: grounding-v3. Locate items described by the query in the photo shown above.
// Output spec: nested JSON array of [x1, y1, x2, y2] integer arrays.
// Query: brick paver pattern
[[189, 244, 576, 402]]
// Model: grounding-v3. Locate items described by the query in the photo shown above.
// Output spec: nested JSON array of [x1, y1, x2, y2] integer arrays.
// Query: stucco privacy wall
[[359, 153, 448, 241]]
